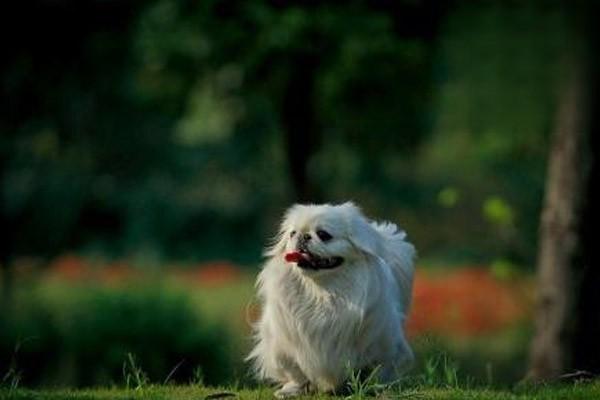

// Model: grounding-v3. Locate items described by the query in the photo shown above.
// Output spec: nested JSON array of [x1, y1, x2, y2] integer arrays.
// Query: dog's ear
[[342, 202, 381, 257], [263, 204, 302, 257]]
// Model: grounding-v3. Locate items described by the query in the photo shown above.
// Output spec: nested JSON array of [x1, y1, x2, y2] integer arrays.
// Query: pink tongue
[[285, 252, 306, 263]]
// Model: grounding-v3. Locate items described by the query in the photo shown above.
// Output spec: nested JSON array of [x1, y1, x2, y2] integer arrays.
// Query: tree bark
[[571, 3, 600, 373], [526, 1, 600, 381], [281, 50, 321, 203], [0, 160, 14, 310], [528, 6, 600, 380], [526, 66, 590, 380]]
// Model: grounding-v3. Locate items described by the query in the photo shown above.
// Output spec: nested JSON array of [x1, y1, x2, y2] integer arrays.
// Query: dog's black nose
[[297, 233, 311, 251]]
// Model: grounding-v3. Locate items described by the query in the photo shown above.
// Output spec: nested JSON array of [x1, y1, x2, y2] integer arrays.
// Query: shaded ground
[[3, 383, 600, 400]]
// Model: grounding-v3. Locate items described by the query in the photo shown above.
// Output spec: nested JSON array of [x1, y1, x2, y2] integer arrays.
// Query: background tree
[[527, 1, 600, 380], [0, 0, 569, 281]]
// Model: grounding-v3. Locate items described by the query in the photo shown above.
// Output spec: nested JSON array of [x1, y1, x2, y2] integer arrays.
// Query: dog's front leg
[[273, 355, 309, 399], [274, 381, 309, 399], [378, 339, 415, 385]]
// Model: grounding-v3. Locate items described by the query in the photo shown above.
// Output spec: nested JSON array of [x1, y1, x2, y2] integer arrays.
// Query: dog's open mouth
[[285, 251, 344, 270]]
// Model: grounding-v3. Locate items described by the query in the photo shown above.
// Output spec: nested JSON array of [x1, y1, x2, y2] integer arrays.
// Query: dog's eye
[[290, 230, 296, 237], [316, 230, 332, 241]]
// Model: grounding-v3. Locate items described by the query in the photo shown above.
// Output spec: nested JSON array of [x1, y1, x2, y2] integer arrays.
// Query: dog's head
[[266, 202, 382, 272]]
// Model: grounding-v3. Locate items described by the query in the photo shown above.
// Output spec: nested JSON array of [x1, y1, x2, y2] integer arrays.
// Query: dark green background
[[1, 0, 569, 268]]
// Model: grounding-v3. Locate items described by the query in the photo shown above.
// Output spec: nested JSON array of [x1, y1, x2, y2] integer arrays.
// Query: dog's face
[[267, 202, 380, 272]]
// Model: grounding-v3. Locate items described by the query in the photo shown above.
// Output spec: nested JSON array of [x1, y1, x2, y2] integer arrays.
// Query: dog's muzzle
[[285, 248, 344, 271]]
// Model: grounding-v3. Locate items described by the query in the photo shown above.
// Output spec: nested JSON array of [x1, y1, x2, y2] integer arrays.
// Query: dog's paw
[[274, 381, 307, 399]]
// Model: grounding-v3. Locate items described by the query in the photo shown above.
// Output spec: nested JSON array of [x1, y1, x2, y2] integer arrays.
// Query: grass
[[2, 382, 600, 400], [2, 354, 598, 400]]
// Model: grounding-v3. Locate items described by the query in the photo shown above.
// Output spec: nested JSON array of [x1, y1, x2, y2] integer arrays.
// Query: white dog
[[247, 202, 415, 397]]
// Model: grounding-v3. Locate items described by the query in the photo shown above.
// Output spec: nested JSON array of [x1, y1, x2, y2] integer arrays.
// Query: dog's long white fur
[[247, 202, 415, 395]]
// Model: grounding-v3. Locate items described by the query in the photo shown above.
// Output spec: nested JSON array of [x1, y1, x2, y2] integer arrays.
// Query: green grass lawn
[[2, 382, 600, 400]]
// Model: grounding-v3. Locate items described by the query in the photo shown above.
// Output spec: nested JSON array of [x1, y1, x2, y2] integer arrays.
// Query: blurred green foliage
[[0, 283, 233, 387], [0, 2, 580, 391], [0, 1, 569, 266], [413, 328, 531, 388]]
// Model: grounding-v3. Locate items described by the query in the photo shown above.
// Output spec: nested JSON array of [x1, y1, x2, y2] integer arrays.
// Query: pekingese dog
[[247, 202, 415, 398]]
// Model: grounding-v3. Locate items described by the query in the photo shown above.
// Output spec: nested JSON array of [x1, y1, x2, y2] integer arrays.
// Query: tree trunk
[[526, 66, 590, 380], [526, 1, 600, 381], [570, 2, 600, 374], [281, 50, 321, 203], [0, 262, 13, 313], [0, 159, 14, 310]]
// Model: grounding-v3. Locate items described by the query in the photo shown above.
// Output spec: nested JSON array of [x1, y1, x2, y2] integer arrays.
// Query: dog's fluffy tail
[[371, 221, 416, 314]]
